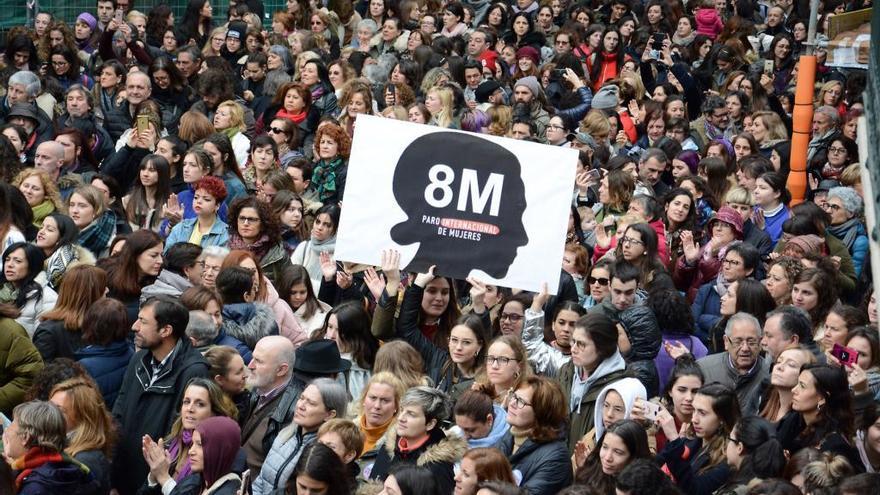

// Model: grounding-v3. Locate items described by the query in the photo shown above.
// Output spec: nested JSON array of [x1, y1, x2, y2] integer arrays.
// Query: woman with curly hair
[[13, 168, 63, 229], [226, 196, 292, 288], [37, 21, 77, 64], [47, 45, 93, 95], [311, 122, 350, 205], [263, 82, 316, 144]]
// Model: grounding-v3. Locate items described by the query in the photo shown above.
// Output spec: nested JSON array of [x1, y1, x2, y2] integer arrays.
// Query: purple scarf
[[166, 430, 194, 481]]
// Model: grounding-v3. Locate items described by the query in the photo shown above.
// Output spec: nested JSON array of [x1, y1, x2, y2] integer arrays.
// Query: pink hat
[[515, 46, 540, 65], [707, 206, 744, 239]]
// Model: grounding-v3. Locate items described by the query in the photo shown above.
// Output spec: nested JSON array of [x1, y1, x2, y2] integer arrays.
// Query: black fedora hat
[[294, 340, 351, 375]]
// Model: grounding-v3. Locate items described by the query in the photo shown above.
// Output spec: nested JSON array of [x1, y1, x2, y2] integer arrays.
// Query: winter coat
[[339, 354, 371, 403], [674, 244, 724, 303], [558, 356, 631, 451], [691, 280, 723, 342], [221, 302, 279, 350], [76, 340, 133, 409], [16, 453, 101, 495], [16, 283, 58, 337], [494, 432, 572, 495], [202, 329, 253, 364], [261, 242, 294, 290], [164, 217, 230, 251], [521, 308, 570, 378], [742, 220, 773, 260], [111, 339, 209, 495], [395, 284, 476, 392], [695, 7, 723, 39], [252, 427, 316, 495], [0, 317, 43, 416], [75, 449, 112, 495], [697, 352, 769, 415], [617, 305, 661, 398], [140, 270, 193, 304], [97, 89, 132, 142], [32, 319, 84, 362], [656, 436, 732, 495], [99, 143, 150, 193], [369, 428, 466, 495], [264, 280, 307, 347]]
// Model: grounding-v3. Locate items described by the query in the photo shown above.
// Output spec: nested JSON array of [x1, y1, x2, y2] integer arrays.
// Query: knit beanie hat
[[515, 46, 540, 65], [514, 76, 541, 98], [226, 21, 247, 40], [592, 85, 620, 110], [76, 13, 98, 32]]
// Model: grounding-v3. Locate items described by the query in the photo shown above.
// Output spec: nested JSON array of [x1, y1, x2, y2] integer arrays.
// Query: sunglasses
[[269, 126, 288, 134], [588, 276, 610, 286]]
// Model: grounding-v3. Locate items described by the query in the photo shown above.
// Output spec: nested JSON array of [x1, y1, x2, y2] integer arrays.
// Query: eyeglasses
[[200, 262, 221, 274], [500, 312, 523, 322], [507, 391, 532, 409], [826, 203, 842, 211], [487, 355, 518, 366], [828, 147, 847, 154], [570, 338, 589, 350], [555, 39, 570, 45], [269, 126, 288, 135], [546, 124, 565, 131], [727, 436, 741, 444], [238, 216, 261, 224], [621, 236, 643, 246], [727, 337, 759, 348], [588, 276, 610, 286], [721, 258, 742, 267]]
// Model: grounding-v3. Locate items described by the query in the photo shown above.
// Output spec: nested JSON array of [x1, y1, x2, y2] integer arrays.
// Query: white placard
[[335, 115, 577, 294]]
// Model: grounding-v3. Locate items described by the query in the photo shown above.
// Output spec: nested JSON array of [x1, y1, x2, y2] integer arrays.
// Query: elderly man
[[241, 335, 296, 477], [697, 313, 770, 415], [512, 76, 550, 136], [808, 105, 841, 161], [761, 305, 822, 362], [2, 72, 54, 157]]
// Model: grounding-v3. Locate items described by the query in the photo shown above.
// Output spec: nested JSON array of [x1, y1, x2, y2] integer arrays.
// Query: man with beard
[[512, 75, 550, 136]]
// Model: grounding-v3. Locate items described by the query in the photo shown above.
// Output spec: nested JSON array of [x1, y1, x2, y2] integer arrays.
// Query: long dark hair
[[126, 154, 171, 229], [203, 133, 246, 183], [694, 383, 740, 474], [290, 443, 352, 495], [277, 265, 320, 319], [107, 230, 163, 299], [318, 301, 379, 370], [728, 416, 786, 484], [575, 419, 651, 489], [590, 26, 625, 84], [441, 313, 490, 379], [0, 242, 46, 308], [180, 0, 213, 43], [799, 364, 854, 444]]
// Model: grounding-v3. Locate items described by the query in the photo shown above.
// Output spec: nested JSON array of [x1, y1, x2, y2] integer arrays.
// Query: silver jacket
[[521, 309, 571, 378]]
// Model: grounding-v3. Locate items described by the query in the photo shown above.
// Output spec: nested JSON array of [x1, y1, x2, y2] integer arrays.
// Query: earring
[[514, 371, 520, 379]]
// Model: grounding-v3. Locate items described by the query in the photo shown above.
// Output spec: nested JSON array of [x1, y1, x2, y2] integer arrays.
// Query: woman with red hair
[[165, 176, 229, 251], [311, 122, 351, 206]]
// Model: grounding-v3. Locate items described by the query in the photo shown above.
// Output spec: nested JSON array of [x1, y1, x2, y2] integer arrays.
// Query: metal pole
[[805, 0, 821, 55]]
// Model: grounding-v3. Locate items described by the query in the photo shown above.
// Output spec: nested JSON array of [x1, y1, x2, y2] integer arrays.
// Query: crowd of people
[[0, 0, 875, 493]]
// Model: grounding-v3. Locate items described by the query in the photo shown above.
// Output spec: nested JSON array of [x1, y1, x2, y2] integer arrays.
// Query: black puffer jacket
[[618, 305, 662, 398], [97, 89, 132, 142]]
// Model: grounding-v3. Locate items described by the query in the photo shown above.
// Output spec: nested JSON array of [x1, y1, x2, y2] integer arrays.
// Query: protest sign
[[335, 115, 577, 294]]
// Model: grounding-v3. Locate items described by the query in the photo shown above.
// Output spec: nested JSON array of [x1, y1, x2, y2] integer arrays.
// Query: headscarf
[[196, 416, 241, 488]]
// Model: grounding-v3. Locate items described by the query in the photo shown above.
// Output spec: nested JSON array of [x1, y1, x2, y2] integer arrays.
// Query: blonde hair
[[817, 80, 843, 107], [428, 86, 455, 128], [381, 105, 408, 120], [487, 105, 512, 137], [580, 109, 611, 141], [753, 111, 788, 142], [12, 168, 63, 210], [724, 185, 754, 206], [839, 163, 861, 187], [202, 26, 228, 57], [68, 185, 106, 217], [217, 100, 246, 133], [49, 377, 116, 456], [352, 371, 407, 420]]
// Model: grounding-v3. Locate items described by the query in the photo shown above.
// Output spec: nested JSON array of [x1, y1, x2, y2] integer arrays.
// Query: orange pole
[[787, 55, 817, 205]]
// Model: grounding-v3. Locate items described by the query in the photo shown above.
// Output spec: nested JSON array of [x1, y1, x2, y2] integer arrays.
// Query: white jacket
[[17, 282, 57, 337]]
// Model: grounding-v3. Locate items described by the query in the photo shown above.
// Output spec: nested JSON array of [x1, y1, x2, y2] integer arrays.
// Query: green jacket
[[774, 232, 856, 296], [557, 361, 630, 452], [261, 242, 293, 289], [0, 317, 43, 415]]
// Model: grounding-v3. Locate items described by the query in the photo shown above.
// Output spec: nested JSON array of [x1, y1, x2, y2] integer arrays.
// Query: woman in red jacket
[[587, 26, 629, 92]]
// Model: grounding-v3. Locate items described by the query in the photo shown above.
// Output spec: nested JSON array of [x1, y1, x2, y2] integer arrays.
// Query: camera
[[652, 32, 667, 50]]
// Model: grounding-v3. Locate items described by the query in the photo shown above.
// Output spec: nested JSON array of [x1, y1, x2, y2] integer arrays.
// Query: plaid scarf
[[12, 447, 64, 490], [77, 210, 117, 257], [312, 157, 343, 202], [228, 233, 272, 261]]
